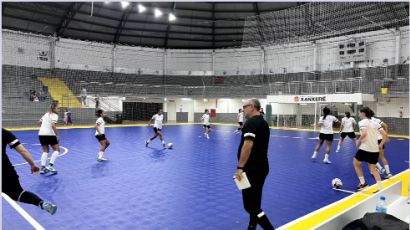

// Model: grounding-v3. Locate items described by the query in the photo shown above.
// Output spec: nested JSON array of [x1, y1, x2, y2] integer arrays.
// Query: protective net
[[2, 2, 409, 135]]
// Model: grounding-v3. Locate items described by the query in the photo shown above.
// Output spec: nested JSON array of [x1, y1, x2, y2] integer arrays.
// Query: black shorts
[[355, 149, 379, 164], [238, 122, 243, 126], [341, 132, 356, 139], [153, 127, 162, 133], [95, 134, 107, 142], [203, 125, 211, 129], [39, 136, 58, 146], [319, 133, 333, 141], [377, 139, 385, 149]]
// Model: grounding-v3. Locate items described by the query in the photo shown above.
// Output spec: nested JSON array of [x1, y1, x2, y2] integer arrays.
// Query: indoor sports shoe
[[41, 201, 57, 215], [376, 167, 386, 175], [40, 166, 49, 174], [145, 141, 149, 147], [323, 159, 332, 164], [46, 165, 57, 174], [97, 157, 108, 161], [356, 183, 369, 191], [384, 173, 393, 179]]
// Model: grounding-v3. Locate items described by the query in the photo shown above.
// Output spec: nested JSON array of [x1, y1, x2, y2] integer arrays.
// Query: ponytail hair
[[323, 107, 330, 119]]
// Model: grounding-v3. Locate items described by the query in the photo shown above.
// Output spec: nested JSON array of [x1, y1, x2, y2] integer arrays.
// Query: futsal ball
[[166, 143, 173, 149], [332, 178, 343, 189]]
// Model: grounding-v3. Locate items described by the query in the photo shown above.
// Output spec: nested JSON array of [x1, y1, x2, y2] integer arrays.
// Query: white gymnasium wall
[[2, 30, 51, 68], [375, 98, 409, 118], [55, 38, 112, 72], [114, 46, 164, 74], [193, 99, 217, 113], [265, 43, 314, 73], [166, 50, 213, 75], [214, 47, 262, 75], [3, 26, 408, 74]]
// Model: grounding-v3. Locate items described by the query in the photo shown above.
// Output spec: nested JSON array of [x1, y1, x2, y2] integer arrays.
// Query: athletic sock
[[324, 154, 330, 160], [41, 152, 48, 166], [359, 176, 365, 185], [311, 151, 318, 158], [384, 165, 390, 174], [98, 151, 104, 158], [376, 162, 383, 171], [49, 151, 59, 164]]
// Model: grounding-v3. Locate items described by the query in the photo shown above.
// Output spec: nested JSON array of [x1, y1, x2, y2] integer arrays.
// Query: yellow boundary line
[[279, 169, 409, 229], [6, 123, 409, 139]]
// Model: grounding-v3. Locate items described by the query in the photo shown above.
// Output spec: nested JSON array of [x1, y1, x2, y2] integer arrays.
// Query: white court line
[[2, 193, 45, 230], [332, 188, 371, 196], [13, 146, 69, 167]]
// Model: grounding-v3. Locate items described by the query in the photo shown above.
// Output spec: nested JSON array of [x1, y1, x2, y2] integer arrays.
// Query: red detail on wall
[[214, 76, 224, 84], [210, 109, 216, 118]]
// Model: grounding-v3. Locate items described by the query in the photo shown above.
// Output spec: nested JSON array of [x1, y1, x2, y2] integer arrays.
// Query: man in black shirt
[[235, 99, 274, 230], [2, 128, 57, 215]]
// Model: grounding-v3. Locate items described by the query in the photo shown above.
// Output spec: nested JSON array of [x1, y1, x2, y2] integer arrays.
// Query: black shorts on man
[[203, 125, 211, 129], [39, 136, 58, 146]]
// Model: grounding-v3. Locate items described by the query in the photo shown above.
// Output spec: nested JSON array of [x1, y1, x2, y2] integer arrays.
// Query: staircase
[[38, 77, 82, 108]]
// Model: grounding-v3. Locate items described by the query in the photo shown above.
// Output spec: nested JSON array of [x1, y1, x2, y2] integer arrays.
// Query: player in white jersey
[[311, 107, 339, 164], [336, 112, 357, 152], [38, 102, 60, 174], [354, 107, 387, 191], [95, 109, 110, 161], [235, 108, 244, 134], [146, 108, 166, 147], [369, 109, 393, 179], [201, 109, 211, 139]]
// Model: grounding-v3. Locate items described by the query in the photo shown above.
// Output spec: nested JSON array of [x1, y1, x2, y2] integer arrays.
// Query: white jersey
[[371, 117, 385, 140], [237, 112, 244, 122], [152, 114, 164, 129], [319, 115, 338, 134], [39, 113, 58, 136], [202, 114, 210, 125], [359, 118, 383, 152], [95, 117, 105, 135], [341, 117, 356, 133]]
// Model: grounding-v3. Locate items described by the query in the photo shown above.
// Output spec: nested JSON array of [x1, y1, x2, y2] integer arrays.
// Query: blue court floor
[[3, 125, 409, 229]]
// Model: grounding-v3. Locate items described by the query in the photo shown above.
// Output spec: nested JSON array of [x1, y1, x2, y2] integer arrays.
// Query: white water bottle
[[375, 195, 387, 213]]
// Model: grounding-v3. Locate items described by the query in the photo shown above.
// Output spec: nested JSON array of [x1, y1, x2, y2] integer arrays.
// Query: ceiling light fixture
[[121, 1, 129, 9], [154, 8, 163, 18], [169, 13, 176, 21], [138, 4, 146, 13]]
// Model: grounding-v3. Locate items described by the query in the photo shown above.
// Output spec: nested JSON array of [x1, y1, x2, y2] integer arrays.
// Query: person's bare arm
[[14, 144, 39, 174]]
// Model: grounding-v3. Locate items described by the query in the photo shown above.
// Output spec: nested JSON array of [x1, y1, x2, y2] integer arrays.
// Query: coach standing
[[235, 99, 274, 230]]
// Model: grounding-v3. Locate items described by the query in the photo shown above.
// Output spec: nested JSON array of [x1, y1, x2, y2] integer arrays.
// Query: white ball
[[332, 178, 343, 189], [167, 143, 173, 149]]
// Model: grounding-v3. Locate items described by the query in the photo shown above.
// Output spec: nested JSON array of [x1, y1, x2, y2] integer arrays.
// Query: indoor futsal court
[[3, 126, 409, 229], [2, 1, 409, 230]]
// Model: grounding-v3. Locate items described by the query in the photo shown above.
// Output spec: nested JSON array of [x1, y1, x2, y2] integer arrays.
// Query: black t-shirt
[[2, 129, 21, 177], [237, 115, 270, 170]]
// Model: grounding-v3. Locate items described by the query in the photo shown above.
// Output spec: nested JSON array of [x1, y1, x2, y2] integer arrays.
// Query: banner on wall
[[267, 93, 375, 104]]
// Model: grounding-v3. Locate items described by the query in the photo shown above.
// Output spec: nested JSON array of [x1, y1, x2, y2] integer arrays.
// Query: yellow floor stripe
[[281, 170, 409, 229]]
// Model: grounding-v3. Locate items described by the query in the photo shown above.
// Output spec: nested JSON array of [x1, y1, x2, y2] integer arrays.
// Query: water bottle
[[375, 195, 387, 213]]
